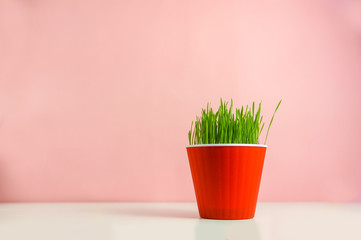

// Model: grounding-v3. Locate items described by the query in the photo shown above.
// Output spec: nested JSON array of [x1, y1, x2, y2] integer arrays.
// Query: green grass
[[188, 99, 281, 145]]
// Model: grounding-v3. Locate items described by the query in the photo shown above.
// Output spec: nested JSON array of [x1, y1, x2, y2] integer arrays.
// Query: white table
[[0, 202, 360, 240]]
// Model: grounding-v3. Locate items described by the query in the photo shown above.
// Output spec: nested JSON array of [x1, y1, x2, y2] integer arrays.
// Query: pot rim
[[186, 143, 267, 148]]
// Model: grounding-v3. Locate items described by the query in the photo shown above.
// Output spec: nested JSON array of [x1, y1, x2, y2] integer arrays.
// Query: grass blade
[[264, 100, 282, 145]]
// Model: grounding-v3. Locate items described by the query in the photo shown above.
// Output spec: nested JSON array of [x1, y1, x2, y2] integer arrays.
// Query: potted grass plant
[[187, 99, 281, 220]]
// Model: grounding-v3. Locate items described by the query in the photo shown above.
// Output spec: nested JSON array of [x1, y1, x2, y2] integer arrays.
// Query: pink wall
[[0, 0, 360, 202]]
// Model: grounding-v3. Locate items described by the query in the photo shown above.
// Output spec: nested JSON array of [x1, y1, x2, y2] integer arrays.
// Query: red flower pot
[[186, 144, 267, 220]]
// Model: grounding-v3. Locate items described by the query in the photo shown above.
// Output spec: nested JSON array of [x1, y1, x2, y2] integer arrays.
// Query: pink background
[[0, 0, 360, 202]]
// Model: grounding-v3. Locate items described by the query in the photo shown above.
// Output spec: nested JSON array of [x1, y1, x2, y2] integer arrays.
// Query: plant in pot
[[187, 99, 281, 220]]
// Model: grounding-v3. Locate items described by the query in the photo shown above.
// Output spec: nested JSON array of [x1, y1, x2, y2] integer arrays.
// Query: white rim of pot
[[186, 144, 267, 148]]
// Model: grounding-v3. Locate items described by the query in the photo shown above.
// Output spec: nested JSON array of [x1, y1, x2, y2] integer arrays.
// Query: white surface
[[0, 202, 360, 240]]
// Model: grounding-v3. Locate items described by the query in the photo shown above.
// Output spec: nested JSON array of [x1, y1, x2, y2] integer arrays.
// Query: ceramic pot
[[186, 144, 267, 219]]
